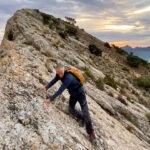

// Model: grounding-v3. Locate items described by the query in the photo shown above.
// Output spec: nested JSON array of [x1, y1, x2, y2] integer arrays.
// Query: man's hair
[[56, 64, 64, 70]]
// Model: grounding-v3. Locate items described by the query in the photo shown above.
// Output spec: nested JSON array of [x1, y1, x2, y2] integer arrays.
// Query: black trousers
[[68, 90, 94, 134]]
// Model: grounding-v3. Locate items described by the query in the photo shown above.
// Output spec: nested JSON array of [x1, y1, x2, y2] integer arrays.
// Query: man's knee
[[81, 102, 89, 115], [82, 104, 91, 123]]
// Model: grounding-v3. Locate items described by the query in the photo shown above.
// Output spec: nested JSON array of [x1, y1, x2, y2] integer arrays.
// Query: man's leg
[[72, 91, 97, 144], [77, 90, 94, 135], [68, 95, 85, 121]]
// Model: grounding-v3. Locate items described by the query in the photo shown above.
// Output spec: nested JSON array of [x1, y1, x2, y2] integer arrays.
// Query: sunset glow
[[110, 41, 150, 48], [110, 41, 129, 47]]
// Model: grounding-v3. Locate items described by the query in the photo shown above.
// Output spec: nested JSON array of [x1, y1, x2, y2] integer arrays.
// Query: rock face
[[0, 8, 150, 150]]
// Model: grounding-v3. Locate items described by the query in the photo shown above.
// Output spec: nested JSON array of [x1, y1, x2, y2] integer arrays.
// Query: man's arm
[[45, 74, 59, 90], [50, 75, 73, 101]]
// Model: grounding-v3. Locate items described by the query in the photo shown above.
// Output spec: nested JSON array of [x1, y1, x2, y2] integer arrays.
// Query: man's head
[[56, 64, 65, 78]]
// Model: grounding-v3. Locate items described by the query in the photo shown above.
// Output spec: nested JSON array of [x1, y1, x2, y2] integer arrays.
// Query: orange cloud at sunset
[[110, 41, 150, 48], [110, 41, 126, 47]]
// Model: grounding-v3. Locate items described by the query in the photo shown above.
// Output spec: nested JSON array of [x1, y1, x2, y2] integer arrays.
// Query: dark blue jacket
[[45, 70, 84, 101]]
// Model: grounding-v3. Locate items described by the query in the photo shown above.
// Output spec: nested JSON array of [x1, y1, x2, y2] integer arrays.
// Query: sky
[[0, 0, 150, 47]]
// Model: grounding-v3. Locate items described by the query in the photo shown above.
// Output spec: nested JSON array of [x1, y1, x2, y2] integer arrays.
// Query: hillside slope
[[0, 8, 150, 150], [122, 45, 150, 62]]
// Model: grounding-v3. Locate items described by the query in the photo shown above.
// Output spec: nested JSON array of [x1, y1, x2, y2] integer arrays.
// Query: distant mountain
[[121, 45, 150, 62]]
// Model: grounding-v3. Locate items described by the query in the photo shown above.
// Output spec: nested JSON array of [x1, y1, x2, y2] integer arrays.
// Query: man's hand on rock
[[44, 99, 51, 107], [41, 86, 47, 91]]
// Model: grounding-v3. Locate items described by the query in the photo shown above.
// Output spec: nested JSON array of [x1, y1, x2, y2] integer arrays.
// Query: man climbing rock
[[41, 64, 98, 144]]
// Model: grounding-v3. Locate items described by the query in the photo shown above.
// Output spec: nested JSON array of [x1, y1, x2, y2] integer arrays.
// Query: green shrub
[[127, 53, 141, 67], [127, 53, 148, 67], [96, 78, 104, 90], [34, 9, 40, 13], [65, 16, 76, 25], [66, 25, 77, 36], [147, 88, 150, 93], [52, 18, 60, 26], [47, 17, 61, 30], [83, 68, 95, 80], [104, 75, 117, 89], [138, 97, 150, 108], [33, 123, 38, 130], [88, 44, 102, 56], [56, 26, 63, 31], [104, 42, 111, 48], [146, 113, 150, 122], [135, 77, 150, 92], [118, 94, 128, 105], [41, 12, 51, 24], [126, 125, 134, 132], [120, 108, 132, 121], [23, 41, 32, 45], [59, 31, 67, 39], [136, 77, 150, 88], [8, 30, 14, 41], [142, 60, 149, 66]]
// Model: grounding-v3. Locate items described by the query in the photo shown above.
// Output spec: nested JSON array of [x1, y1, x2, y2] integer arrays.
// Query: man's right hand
[[41, 86, 47, 91], [44, 99, 51, 107]]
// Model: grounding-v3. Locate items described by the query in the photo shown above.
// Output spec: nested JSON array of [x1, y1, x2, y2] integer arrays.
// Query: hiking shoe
[[79, 120, 85, 127], [89, 132, 98, 144]]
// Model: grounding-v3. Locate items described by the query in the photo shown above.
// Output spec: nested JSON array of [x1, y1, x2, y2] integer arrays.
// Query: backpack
[[65, 68, 85, 85]]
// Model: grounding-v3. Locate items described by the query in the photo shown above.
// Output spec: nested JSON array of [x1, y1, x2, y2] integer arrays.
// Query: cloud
[[104, 25, 135, 31], [134, 6, 150, 14]]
